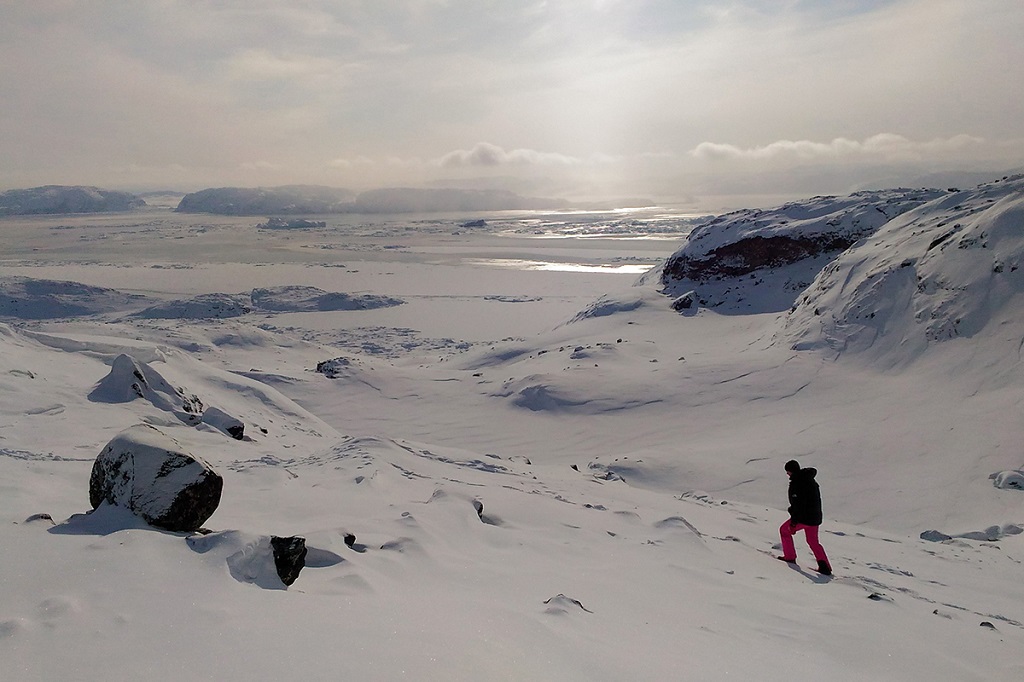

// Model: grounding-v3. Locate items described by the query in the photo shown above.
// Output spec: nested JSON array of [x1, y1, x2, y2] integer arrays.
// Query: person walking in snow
[[778, 459, 832, 575]]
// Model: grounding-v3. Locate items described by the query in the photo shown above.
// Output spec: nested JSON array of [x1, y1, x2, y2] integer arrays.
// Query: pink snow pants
[[779, 521, 830, 565]]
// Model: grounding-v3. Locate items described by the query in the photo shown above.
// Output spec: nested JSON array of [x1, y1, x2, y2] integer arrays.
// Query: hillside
[[778, 175, 1024, 374], [174, 185, 357, 215], [647, 187, 947, 312], [0, 186, 145, 215], [175, 185, 568, 215]]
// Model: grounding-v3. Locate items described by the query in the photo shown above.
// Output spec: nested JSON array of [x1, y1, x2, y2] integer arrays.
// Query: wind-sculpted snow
[[652, 188, 946, 312], [564, 292, 646, 323], [90, 353, 204, 420], [780, 176, 1024, 367]]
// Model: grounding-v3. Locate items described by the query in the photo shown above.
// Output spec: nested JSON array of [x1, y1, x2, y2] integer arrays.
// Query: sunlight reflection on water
[[465, 258, 655, 274]]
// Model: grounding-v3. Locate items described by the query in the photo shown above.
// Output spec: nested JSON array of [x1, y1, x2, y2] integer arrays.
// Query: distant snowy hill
[[779, 175, 1024, 369], [0, 185, 145, 215], [647, 188, 947, 312], [0, 279, 406, 323], [0, 277, 149, 319], [175, 185, 568, 215], [174, 185, 357, 215]]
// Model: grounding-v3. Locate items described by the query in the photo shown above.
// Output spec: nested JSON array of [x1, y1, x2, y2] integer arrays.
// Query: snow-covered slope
[[779, 175, 1024, 373], [649, 188, 947, 312], [3, 201, 1024, 681]]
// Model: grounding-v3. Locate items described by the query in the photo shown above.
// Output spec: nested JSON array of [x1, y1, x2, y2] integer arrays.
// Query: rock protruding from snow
[[654, 188, 946, 312], [201, 406, 245, 440], [316, 356, 352, 378], [780, 176, 1024, 364], [270, 536, 308, 586], [89, 424, 223, 532], [90, 354, 203, 423], [991, 470, 1024, 490], [671, 291, 697, 314]]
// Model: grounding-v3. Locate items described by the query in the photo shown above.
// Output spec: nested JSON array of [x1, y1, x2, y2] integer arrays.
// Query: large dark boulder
[[89, 424, 223, 532], [270, 536, 308, 586]]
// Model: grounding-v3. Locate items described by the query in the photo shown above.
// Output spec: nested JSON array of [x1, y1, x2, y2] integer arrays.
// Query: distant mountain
[[175, 185, 568, 215], [0, 185, 145, 216], [646, 187, 947, 313], [174, 185, 357, 215]]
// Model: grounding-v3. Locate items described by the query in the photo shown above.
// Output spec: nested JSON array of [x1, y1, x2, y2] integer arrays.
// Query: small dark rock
[[671, 291, 696, 312], [920, 530, 952, 542]]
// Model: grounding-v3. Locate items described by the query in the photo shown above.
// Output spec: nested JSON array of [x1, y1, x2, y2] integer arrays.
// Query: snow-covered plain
[[2, 192, 1023, 680]]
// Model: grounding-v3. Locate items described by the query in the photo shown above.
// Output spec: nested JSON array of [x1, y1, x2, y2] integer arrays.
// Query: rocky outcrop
[[0, 185, 145, 215], [654, 188, 947, 312], [665, 232, 862, 282], [89, 424, 223, 532], [316, 357, 352, 378]]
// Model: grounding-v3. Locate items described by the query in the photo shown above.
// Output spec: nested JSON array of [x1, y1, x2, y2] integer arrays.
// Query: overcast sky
[[2, 0, 1022, 208]]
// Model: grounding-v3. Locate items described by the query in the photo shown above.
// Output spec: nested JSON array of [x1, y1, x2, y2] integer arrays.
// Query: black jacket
[[787, 467, 823, 526]]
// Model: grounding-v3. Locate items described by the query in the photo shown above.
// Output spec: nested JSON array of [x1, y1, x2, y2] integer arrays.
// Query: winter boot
[[816, 560, 832, 575], [777, 556, 797, 564]]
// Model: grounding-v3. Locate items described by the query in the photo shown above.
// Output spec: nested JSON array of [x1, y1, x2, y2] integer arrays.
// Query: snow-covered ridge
[[651, 187, 947, 312], [779, 175, 1024, 367]]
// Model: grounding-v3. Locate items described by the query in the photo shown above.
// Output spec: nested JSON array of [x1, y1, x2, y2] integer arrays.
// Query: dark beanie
[[784, 459, 800, 473]]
